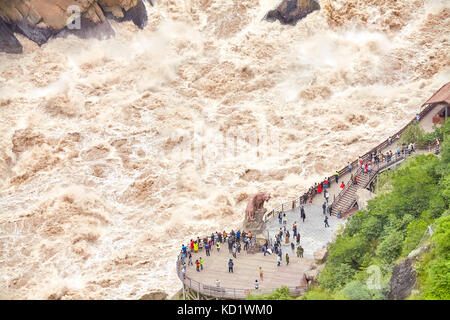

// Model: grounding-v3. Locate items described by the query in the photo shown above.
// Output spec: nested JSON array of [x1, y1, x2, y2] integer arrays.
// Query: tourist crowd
[[179, 230, 257, 277], [178, 134, 429, 288]]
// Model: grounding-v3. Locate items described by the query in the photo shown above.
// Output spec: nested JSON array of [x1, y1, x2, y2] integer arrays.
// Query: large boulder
[[8, 18, 55, 46], [313, 247, 329, 264], [388, 259, 417, 300], [265, 0, 320, 25], [101, 0, 148, 29], [0, 0, 106, 31], [0, 17, 22, 53], [356, 188, 376, 211], [139, 290, 168, 300], [304, 269, 320, 282], [0, 0, 151, 52], [407, 246, 429, 260]]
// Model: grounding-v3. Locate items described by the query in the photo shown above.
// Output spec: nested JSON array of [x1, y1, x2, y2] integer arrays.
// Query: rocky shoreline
[[0, 0, 153, 54], [0, 0, 323, 54]]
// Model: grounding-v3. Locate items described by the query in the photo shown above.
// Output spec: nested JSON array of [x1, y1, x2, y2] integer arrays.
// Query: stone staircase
[[330, 171, 366, 216], [331, 154, 408, 216]]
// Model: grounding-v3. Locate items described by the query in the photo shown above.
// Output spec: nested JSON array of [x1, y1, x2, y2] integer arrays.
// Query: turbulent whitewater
[[0, 0, 449, 299]]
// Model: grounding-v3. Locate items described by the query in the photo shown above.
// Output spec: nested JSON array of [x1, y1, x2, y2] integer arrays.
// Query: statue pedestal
[[243, 209, 267, 242]]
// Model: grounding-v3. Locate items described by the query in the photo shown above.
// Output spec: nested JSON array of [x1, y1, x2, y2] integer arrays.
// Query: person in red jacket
[[317, 183, 322, 194], [195, 259, 200, 272], [340, 182, 345, 189]]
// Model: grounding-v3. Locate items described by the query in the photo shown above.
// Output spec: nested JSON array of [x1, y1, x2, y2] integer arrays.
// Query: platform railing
[[262, 103, 438, 224], [176, 252, 306, 299]]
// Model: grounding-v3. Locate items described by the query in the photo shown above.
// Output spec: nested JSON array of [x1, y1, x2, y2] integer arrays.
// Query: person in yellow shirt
[[194, 241, 198, 253]]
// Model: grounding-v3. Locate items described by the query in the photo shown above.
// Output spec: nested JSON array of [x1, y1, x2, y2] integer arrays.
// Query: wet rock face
[[139, 290, 168, 300], [266, 0, 320, 25], [56, 18, 115, 40], [0, 18, 22, 54], [388, 259, 417, 300], [8, 19, 55, 46], [103, 0, 148, 29], [0, 0, 151, 53]]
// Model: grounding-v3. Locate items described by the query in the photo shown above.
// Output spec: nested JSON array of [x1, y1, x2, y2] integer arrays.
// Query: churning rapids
[[0, 0, 449, 299]]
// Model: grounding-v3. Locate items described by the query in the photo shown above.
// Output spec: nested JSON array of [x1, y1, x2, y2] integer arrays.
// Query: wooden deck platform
[[182, 247, 314, 298]]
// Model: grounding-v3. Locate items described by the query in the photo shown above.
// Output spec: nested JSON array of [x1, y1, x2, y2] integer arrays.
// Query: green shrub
[[300, 287, 341, 300], [318, 263, 356, 291], [339, 280, 386, 300], [376, 231, 404, 264], [246, 286, 294, 300], [327, 234, 370, 268], [431, 214, 450, 258], [345, 212, 364, 237], [436, 121, 450, 175], [420, 257, 450, 300], [360, 216, 385, 242], [375, 170, 395, 194], [340, 281, 372, 300], [439, 175, 450, 206], [428, 195, 446, 219], [389, 155, 439, 218], [416, 215, 450, 300], [400, 122, 425, 145], [402, 219, 428, 256]]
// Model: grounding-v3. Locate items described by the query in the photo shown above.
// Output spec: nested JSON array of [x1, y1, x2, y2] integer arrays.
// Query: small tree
[[376, 231, 404, 264], [400, 122, 425, 145], [246, 286, 294, 300]]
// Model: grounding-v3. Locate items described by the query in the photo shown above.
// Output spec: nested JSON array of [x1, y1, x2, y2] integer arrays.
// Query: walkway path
[[265, 204, 344, 258]]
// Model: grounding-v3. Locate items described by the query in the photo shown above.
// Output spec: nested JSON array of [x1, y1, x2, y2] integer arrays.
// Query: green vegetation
[[416, 214, 450, 300], [400, 121, 446, 147], [400, 121, 425, 145], [246, 286, 294, 300]]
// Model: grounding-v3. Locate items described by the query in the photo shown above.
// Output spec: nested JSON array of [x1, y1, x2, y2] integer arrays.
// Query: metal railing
[[331, 147, 431, 215], [262, 103, 438, 223]]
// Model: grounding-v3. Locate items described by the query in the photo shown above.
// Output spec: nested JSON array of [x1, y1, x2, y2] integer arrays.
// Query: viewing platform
[[175, 82, 449, 300]]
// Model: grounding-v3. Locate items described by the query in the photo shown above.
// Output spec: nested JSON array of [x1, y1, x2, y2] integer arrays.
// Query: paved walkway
[[265, 204, 345, 258]]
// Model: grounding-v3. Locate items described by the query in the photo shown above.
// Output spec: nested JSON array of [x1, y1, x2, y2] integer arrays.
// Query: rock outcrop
[[388, 258, 417, 300], [0, 0, 152, 53], [356, 188, 375, 211], [304, 261, 326, 285], [388, 245, 429, 300], [102, 0, 148, 29], [265, 0, 320, 25], [0, 17, 22, 53], [313, 247, 329, 264], [56, 17, 115, 40], [139, 290, 168, 300]]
